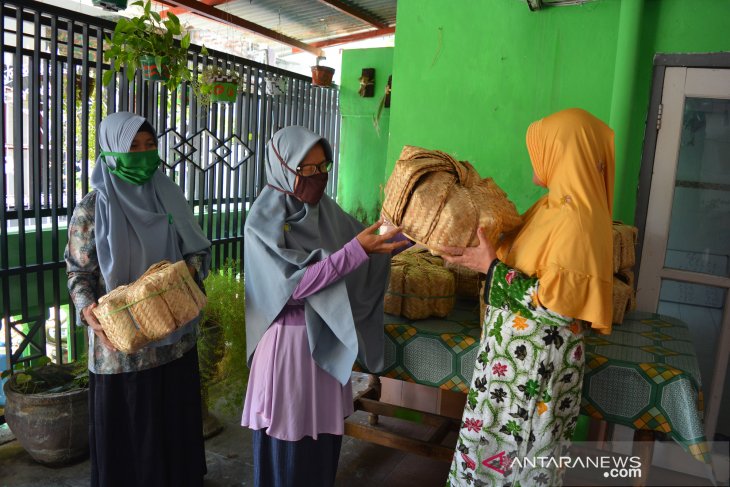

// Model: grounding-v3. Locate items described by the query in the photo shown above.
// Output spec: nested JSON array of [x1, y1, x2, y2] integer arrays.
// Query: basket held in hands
[[93, 260, 207, 353]]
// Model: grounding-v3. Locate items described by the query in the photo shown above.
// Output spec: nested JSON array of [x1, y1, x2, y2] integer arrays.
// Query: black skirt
[[89, 346, 206, 487], [252, 429, 342, 487]]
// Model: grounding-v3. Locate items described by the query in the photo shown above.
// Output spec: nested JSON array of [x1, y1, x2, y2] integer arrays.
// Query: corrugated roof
[[214, 0, 396, 42]]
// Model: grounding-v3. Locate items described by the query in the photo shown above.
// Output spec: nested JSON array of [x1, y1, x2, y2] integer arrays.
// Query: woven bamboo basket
[[384, 248, 455, 320], [616, 268, 635, 288], [612, 222, 638, 273], [93, 260, 207, 352], [444, 261, 483, 299], [93, 285, 149, 354], [612, 277, 633, 325], [382, 146, 522, 253], [616, 268, 636, 314]]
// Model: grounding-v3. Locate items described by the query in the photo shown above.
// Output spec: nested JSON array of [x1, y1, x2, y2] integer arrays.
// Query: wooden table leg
[[631, 429, 655, 487], [368, 375, 382, 425]]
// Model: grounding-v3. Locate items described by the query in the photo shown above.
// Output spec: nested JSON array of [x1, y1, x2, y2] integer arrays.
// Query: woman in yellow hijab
[[441, 108, 614, 486]]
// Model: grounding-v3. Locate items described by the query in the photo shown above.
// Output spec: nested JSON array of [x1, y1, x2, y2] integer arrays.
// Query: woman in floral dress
[[440, 108, 615, 487]]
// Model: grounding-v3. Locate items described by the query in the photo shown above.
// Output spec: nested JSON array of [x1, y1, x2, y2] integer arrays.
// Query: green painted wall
[[337, 47, 394, 223], [381, 0, 730, 222]]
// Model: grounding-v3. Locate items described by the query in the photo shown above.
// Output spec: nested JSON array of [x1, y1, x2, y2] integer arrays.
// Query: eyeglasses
[[296, 161, 333, 177]]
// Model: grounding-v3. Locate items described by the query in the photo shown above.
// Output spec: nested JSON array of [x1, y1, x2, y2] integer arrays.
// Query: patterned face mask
[[268, 144, 329, 205], [101, 149, 161, 185], [292, 172, 329, 205]]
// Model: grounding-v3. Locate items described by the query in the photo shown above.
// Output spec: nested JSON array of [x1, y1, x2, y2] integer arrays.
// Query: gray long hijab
[[244, 126, 390, 385], [91, 112, 211, 347]]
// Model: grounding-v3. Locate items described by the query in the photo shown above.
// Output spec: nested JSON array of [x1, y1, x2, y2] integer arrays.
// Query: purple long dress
[[242, 237, 368, 440]]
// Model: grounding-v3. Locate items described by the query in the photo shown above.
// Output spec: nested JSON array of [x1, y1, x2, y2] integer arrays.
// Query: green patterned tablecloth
[[356, 299, 482, 393], [582, 310, 709, 462], [357, 305, 709, 462]]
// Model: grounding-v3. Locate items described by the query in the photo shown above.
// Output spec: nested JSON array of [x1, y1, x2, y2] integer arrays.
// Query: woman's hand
[[82, 303, 118, 352], [357, 220, 410, 254], [439, 227, 496, 274]]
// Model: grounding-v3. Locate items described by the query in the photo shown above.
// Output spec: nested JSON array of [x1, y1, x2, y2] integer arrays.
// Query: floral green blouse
[[65, 191, 204, 375]]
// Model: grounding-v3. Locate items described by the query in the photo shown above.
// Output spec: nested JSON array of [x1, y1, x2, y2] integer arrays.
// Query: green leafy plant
[[194, 65, 246, 106], [198, 260, 247, 415], [1, 355, 88, 395], [102, 0, 199, 92]]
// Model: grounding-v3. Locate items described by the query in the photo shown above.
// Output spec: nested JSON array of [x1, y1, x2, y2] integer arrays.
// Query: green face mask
[[101, 149, 162, 185]]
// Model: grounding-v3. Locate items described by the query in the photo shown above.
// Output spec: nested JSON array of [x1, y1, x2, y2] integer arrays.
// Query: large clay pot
[[3, 377, 89, 466]]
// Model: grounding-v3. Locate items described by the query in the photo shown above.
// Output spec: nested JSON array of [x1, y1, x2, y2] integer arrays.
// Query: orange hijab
[[498, 108, 614, 333]]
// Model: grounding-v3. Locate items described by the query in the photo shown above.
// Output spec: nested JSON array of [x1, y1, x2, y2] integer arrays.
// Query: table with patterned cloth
[[581, 310, 709, 463], [355, 304, 709, 464], [355, 299, 483, 393]]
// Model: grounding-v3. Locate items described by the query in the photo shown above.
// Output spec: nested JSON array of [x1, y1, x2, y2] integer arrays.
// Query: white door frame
[[636, 65, 730, 441]]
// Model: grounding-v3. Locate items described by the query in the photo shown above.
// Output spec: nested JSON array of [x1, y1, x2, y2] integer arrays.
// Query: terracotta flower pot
[[311, 66, 335, 87]]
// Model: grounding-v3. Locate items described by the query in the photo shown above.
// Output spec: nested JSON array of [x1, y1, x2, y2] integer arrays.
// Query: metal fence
[[0, 0, 341, 372]]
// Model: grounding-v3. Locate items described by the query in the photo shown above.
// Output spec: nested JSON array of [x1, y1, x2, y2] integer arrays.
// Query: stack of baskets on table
[[92, 260, 207, 353], [612, 222, 638, 324], [384, 248, 456, 320], [384, 247, 488, 320], [381, 145, 519, 320]]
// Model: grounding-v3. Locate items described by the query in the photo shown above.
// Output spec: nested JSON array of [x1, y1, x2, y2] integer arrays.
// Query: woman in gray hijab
[[65, 112, 211, 486], [242, 126, 408, 487]]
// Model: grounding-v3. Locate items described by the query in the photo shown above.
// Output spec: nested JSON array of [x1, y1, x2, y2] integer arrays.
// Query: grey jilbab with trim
[[244, 126, 390, 385], [91, 112, 211, 349]]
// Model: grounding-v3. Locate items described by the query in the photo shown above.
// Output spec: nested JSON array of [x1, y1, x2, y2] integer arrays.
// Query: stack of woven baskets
[[612, 222, 638, 324], [385, 248, 456, 320], [92, 260, 207, 353], [382, 145, 522, 252]]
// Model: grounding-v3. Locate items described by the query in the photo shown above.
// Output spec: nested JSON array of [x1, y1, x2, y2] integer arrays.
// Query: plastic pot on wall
[[311, 66, 335, 87]]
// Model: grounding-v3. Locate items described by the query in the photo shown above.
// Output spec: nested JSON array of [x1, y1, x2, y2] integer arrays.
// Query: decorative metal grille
[[0, 0, 341, 374]]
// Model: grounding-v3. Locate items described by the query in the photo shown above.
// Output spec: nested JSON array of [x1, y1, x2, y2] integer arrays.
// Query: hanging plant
[[196, 65, 246, 105], [102, 0, 205, 93]]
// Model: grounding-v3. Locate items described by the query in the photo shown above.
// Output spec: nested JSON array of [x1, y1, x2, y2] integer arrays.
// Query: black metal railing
[[0, 0, 340, 372]]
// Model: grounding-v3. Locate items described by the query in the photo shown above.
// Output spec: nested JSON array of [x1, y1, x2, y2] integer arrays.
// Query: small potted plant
[[102, 0, 198, 92], [196, 65, 246, 105], [2, 356, 89, 465], [311, 56, 335, 88]]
